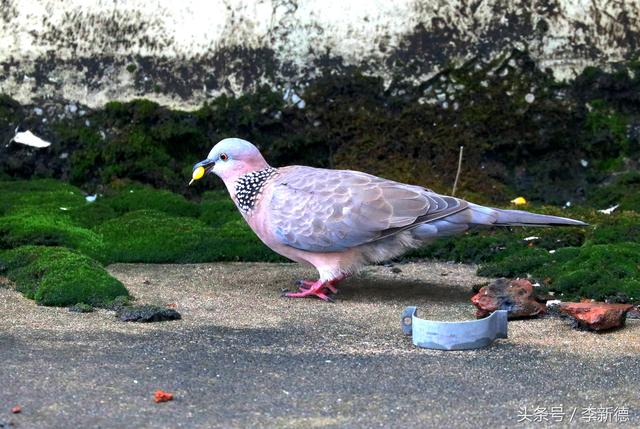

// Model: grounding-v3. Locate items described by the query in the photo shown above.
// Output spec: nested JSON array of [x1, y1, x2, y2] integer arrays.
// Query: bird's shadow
[[334, 276, 475, 304]]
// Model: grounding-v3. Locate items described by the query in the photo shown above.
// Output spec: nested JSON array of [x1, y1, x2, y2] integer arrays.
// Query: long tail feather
[[470, 204, 588, 227]]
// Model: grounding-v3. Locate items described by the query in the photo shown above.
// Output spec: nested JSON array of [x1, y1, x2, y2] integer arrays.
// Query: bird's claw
[[285, 280, 337, 302], [295, 279, 338, 294]]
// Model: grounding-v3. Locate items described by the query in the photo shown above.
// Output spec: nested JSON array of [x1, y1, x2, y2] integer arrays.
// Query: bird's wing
[[268, 166, 468, 252]]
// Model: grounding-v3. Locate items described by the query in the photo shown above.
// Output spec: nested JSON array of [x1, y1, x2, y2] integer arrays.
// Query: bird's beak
[[189, 159, 216, 185]]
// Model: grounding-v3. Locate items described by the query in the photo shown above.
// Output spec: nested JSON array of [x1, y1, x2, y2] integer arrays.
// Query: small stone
[[471, 278, 546, 319], [628, 305, 640, 319], [117, 305, 181, 323], [559, 302, 633, 331], [390, 267, 402, 274]]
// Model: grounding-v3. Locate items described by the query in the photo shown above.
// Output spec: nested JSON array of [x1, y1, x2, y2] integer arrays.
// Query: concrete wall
[[1, 0, 639, 109]]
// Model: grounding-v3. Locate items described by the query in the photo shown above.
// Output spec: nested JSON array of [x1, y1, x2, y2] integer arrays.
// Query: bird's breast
[[233, 167, 278, 214]]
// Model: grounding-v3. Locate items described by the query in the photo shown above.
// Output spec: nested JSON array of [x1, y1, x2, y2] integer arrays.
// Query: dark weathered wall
[[1, 0, 639, 109]]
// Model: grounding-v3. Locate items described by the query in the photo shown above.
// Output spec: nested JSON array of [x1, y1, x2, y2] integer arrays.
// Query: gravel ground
[[1, 261, 638, 428]]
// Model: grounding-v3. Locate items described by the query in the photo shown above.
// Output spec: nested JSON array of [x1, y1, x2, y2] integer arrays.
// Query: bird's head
[[190, 138, 270, 184]]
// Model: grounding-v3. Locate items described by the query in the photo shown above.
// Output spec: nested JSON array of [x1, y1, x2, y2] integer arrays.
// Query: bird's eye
[[220, 153, 228, 161]]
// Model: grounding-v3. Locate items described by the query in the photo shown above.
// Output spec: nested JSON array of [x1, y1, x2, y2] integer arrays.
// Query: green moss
[[407, 221, 587, 264], [584, 100, 630, 165], [587, 211, 640, 245], [546, 243, 640, 301], [0, 179, 86, 215], [587, 172, 640, 212], [0, 212, 105, 261], [103, 185, 200, 217], [478, 244, 640, 302], [477, 247, 558, 278], [67, 201, 118, 229], [406, 229, 523, 263], [198, 190, 242, 227], [97, 209, 281, 263], [0, 246, 128, 307]]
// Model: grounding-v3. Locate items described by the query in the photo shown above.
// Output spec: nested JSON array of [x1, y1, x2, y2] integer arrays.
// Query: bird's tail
[[468, 204, 588, 227], [411, 203, 587, 241]]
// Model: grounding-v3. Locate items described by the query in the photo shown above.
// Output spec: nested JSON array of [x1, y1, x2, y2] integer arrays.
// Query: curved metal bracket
[[401, 307, 508, 351]]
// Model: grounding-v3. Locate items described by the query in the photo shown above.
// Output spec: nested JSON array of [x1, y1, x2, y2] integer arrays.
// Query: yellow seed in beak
[[193, 166, 205, 180], [189, 166, 206, 186]]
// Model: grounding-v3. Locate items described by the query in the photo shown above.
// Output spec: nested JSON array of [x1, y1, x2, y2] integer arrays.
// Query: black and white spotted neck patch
[[234, 167, 278, 214]]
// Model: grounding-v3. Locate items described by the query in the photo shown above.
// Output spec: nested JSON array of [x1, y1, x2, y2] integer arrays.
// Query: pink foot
[[284, 279, 338, 302], [296, 279, 338, 294]]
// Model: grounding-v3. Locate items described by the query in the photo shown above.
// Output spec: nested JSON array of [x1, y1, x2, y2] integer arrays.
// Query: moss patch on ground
[[478, 243, 640, 302], [0, 246, 129, 307], [0, 177, 637, 305], [0, 179, 284, 307], [97, 209, 281, 263], [0, 179, 87, 215], [102, 183, 200, 217], [0, 212, 106, 261]]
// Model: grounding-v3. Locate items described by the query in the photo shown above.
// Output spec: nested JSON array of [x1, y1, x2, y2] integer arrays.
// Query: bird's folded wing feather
[[269, 166, 468, 252]]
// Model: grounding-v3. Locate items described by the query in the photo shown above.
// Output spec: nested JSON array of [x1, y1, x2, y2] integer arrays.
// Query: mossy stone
[[0, 246, 129, 307]]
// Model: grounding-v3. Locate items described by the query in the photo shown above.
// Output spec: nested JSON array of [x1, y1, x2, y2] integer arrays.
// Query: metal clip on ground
[[401, 307, 508, 351]]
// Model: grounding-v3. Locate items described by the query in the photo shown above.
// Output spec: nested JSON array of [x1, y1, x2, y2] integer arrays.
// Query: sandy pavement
[[1, 261, 638, 428]]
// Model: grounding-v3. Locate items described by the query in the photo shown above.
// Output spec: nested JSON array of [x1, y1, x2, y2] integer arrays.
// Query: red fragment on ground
[[471, 278, 546, 319], [166, 303, 177, 308], [154, 390, 174, 403], [11, 405, 21, 414], [559, 302, 633, 331]]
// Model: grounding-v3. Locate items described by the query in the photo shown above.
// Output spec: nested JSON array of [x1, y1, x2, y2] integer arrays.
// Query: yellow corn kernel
[[192, 166, 205, 180], [510, 197, 527, 205]]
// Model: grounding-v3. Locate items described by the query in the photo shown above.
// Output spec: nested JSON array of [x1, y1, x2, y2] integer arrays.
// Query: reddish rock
[[559, 302, 633, 331], [154, 390, 174, 403], [11, 405, 21, 414], [471, 278, 546, 319]]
